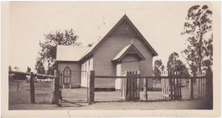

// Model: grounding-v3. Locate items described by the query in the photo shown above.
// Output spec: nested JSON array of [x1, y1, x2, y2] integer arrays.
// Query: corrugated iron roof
[[56, 15, 158, 62], [56, 45, 90, 61], [112, 44, 131, 61], [112, 44, 145, 61]]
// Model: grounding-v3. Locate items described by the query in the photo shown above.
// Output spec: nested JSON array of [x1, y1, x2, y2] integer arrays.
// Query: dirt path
[[9, 99, 210, 110]]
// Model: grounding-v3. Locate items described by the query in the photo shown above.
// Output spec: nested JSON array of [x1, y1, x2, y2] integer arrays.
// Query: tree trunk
[[198, 29, 203, 73]]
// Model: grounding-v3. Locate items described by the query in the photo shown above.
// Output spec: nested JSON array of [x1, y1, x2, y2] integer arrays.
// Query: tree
[[167, 52, 179, 75], [35, 59, 46, 74], [202, 34, 213, 68], [14, 66, 19, 71], [153, 59, 163, 76], [26, 66, 31, 73], [153, 59, 164, 83], [167, 52, 189, 76], [181, 5, 213, 73], [36, 29, 81, 75], [175, 60, 189, 77]]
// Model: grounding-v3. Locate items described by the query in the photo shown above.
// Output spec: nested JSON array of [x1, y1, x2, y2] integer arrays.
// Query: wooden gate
[[161, 71, 182, 100], [121, 71, 140, 101], [170, 73, 182, 100]]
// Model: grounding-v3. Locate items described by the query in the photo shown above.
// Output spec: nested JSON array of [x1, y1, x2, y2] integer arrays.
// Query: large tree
[[167, 52, 189, 76], [36, 29, 81, 75], [35, 59, 45, 74], [181, 5, 213, 73], [167, 52, 179, 75], [153, 59, 164, 77], [153, 59, 164, 84]]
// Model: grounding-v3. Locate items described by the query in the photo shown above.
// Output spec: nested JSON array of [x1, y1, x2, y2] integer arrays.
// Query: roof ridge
[[79, 14, 158, 61]]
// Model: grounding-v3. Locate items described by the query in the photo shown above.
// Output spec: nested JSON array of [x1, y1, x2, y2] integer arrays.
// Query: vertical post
[[51, 74, 55, 102], [52, 70, 60, 106], [52, 75, 55, 93], [128, 71, 132, 100], [17, 82, 20, 90], [206, 67, 213, 108], [126, 71, 129, 101], [175, 71, 178, 99], [136, 71, 140, 100], [170, 74, 173, 100], [190, 74, 194, 100], [197, 72, 200, 97], [89, 70, 95, 105], [143, 78, 148, 101], [121, 71, 127, 100], [30, 72, 35, 103], [126, 72, 129, 100]]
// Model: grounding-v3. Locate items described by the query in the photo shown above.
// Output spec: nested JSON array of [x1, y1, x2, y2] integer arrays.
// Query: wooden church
[[56, 14, 158, 89]]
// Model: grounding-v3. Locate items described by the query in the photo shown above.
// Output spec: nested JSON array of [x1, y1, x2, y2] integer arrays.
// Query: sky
[[8, 1, 212, 72]]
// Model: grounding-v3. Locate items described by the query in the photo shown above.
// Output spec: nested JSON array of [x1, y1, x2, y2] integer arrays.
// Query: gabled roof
[[80, 14, 158, 61], [56, 15, 158, 62], [56, 45, 90, 62], [112, 44, 145, 62]]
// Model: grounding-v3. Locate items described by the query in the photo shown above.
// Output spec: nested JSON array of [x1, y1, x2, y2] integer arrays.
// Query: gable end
[[80, 14, 158, 61]]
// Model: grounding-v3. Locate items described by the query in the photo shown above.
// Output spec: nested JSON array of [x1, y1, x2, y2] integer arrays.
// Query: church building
[[56, 15, 158, 89]]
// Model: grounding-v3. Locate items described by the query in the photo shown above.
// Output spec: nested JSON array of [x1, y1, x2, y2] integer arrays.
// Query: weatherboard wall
[[93, 31, 154, 89], [57, 61, 81, 87]]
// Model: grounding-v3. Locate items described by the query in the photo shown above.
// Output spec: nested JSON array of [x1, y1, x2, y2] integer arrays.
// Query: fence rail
[[9, 70, 60, 106], [9, 69, 213, 108], [9, 70, 54, 78], [95, 75, 206, 79], [88, 70, 213, 105]]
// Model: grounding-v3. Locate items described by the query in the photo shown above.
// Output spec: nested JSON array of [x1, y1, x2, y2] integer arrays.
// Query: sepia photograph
[[1, 1, 221, 117]]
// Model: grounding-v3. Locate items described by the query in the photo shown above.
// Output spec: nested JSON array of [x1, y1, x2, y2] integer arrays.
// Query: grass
[[9, 81, 53, 104]]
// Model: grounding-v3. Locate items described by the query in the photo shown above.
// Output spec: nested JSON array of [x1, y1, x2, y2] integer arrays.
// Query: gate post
[[206, 67, 213, 108], [89, 70, 95, 105], [30, 72, 35, 103], [190, 74, 194, 100], [143, 77, 148, 101], [52, 70, 60, 106], [169, 74, 173, 100]]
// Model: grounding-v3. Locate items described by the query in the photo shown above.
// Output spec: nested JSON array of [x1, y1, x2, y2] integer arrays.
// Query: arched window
[[63, 66, 71, 84]]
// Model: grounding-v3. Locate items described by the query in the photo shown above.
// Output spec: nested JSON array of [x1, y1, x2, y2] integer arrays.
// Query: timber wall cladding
[[94, 34, 153, 75], [93, 35, 153, 88], [58, 62, 81, 87], [81, 57, 93, 87]]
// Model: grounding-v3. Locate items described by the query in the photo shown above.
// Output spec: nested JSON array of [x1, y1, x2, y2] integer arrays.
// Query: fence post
[[143, 78, 148, 101], [89, 70, 95, 105], [169, 74, 173, 100], [30, 72, 35, 103], [136, 71, 140, 100], [52, 70, 60, 106], [126, 71, 129, 101], [190, 74, 194, 100], [206, 67, 213, 108]]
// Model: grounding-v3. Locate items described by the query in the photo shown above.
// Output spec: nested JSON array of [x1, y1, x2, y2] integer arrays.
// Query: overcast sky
[[9, 1, 212, 72]]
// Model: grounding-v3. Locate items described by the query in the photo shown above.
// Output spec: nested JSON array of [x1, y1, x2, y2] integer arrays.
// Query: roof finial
[[131, 39, 134, 44], [125, 10, 126, 15]]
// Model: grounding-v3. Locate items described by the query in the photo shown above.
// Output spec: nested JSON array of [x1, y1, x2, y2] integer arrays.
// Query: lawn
[[9, 80, 53, 105]]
